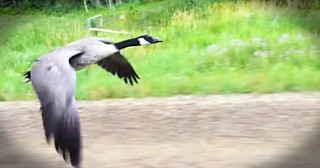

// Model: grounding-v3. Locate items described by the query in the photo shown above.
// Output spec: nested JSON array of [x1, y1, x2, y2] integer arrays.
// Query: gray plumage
[[24, 35, 163, 168]]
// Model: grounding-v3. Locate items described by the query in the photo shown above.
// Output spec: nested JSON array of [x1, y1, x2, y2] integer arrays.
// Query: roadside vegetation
[[0, 0, 319, 100]]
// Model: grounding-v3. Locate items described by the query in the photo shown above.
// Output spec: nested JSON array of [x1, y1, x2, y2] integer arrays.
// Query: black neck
[[114, 38, 140, 50]]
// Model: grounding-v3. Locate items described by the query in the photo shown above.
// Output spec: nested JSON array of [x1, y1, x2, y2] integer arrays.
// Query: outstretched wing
[[30, 50, 82, 167], [96, 52, 140, 85]]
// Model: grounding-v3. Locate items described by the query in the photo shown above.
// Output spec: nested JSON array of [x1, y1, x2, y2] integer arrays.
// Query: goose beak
[[151, 37, 163, 44]]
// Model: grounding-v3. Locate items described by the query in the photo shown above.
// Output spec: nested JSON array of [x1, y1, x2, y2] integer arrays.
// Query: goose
[[23, 35, 163, 168]]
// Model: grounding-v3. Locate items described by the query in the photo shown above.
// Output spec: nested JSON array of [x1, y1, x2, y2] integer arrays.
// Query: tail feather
[[23, 71, 31, 82]]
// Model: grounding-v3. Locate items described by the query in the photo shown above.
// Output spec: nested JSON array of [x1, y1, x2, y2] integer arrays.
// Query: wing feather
[[30, 50, 82, 168], [96, 52, 140, 85]]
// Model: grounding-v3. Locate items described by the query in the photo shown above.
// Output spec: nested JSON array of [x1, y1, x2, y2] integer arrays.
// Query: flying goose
[[23, 35, 163, 168]]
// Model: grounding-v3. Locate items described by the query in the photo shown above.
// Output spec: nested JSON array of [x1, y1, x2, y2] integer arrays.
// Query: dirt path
[[0, 93, 319, 168]]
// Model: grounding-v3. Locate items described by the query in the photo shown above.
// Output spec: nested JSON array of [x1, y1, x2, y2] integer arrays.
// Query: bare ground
[[0, 93, 319, 168]]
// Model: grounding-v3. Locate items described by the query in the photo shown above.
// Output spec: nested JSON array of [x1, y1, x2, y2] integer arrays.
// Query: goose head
[[113, 35, 163, 50], [137, 35, 163, 46]]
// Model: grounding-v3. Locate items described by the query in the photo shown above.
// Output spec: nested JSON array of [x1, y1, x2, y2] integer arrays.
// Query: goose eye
[[145, 36, 152, 41]]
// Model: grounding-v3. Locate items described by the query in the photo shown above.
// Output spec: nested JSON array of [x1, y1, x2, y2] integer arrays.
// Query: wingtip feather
[[53, 109, 82, 168]]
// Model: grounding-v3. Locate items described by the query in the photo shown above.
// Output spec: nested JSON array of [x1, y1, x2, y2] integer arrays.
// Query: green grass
[[0, 1, 320, 100]]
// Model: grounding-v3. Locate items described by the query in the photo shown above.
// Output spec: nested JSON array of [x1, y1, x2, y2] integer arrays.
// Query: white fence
[[87, 14, 131, 38]]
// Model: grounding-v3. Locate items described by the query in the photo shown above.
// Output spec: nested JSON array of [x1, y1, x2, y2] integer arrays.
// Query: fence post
[[107, 0, 112, 8], [83, 0, 88, 13]]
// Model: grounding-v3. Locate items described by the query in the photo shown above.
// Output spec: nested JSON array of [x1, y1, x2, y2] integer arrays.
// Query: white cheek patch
[[138, 38, 151, 46]]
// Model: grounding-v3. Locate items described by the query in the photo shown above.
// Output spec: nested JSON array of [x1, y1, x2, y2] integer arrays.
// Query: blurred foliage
[[262, 0, 320, 9], [0, 0, 319, 11]]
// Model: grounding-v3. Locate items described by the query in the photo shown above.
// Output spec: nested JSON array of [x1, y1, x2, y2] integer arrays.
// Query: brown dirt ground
[[0, 93, 319, 168]]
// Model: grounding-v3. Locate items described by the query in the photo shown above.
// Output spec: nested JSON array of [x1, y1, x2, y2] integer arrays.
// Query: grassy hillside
[[0, 1, 319, 100]]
